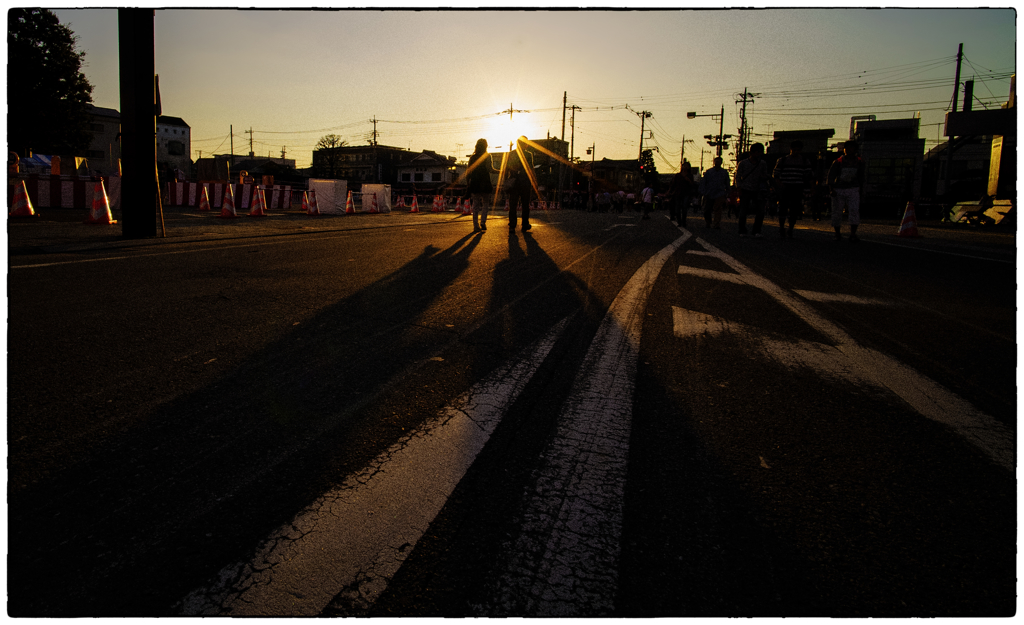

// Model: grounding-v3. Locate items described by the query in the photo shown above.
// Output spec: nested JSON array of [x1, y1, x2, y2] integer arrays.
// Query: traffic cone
[[307, 189, 320, 215], [345, 190, 355, 214], [9, 179, 35, 217], [897, 200, 921, 238], [462, 199, 472, 215], [198, 184, 212, 211], [84, 179, 116, 224], [301, 190, 310, 213], [369, 192, 379, 214], [218, 184, 237, 218], [410, 195, 419, 213], [249, 187, 268, 217]]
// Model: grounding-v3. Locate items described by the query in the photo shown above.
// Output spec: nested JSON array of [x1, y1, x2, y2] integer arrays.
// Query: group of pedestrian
[[465, 135, 865, 241], [688, 139, 864, 241]]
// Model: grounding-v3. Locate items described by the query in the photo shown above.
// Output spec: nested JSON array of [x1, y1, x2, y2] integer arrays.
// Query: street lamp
[[687, 106, 730, 158]]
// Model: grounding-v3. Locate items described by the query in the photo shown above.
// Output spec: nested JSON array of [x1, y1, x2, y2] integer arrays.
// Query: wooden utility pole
[[942, 43, 964, 197], [118, 8, 158, 238]]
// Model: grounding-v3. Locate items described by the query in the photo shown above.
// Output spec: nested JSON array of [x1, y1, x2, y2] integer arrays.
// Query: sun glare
[[485, 116, 530, 153]]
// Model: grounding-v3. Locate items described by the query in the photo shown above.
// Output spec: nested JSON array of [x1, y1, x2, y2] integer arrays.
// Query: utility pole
[[736, 88, 759, 155], [230, 124, 234, 167], [941, 43, 964, 197], [245, 127, 254, 157], [371, 116, 378, 146], [631, 108, 652, 161], [118, 8, 158, 238], [561, 91, 567, 141]]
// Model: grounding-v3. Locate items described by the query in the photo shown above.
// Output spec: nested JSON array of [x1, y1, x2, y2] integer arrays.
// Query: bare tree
[[313, 134, 348, 178]]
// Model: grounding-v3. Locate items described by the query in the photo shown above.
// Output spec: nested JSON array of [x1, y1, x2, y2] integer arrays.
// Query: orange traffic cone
[[218, 184, 238, 218], [9, 179, 35, 217], [249, 187, 268, 217], [897, 201, 921, 238], [410, 195, 419, 213], [462, 199, 472, 215], [307, 189, 320, 215], [301, 190, 310, 213], [396, 195, 405, 208], [84, 179, 116, 224], [345, 190, 355, 214], [198, 185, 212, 211], [370, 192, 379, 214]]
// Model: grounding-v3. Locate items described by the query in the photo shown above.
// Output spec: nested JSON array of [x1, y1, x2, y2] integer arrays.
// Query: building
[[311, 144, 413, 188], [395, 150, 457, 192], [944, 74, 1016, 201], [580, 158, 641, 193], [157, 115, 191, 179], [766, 129, 836, 157], [849, 117, 926, 218], [84, 104, 121, 176], [921, 136, 993, 203]]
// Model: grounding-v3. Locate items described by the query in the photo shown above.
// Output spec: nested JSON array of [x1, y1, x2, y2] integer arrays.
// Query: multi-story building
[[311, 144, 413, 188], [395, 150, 457, 192], [849, 117, 926, 218], [157, 115, 191, 179], [84, 104, 121, 176]]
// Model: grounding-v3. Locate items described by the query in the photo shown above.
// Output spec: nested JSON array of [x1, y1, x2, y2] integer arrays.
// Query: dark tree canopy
[[312, 134, 348, 178], [640, 149, 658, 185], [8, 8, 95, 157]]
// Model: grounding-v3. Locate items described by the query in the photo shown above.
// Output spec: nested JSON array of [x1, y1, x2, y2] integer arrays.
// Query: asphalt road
[[7, 207, 1016, 616]]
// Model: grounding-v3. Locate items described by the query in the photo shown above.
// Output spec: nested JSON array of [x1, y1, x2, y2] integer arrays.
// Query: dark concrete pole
[[118, 9, 158, 238]]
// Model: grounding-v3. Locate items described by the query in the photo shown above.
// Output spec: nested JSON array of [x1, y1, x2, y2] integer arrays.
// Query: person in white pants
[[826, 140, 866, 242]]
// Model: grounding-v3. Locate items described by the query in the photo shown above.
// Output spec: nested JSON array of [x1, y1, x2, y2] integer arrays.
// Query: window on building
[[168, 141, 185, 156], [402, 173, 411, 182], [432, 172, 441, 182], [414, 173, 424, 182]]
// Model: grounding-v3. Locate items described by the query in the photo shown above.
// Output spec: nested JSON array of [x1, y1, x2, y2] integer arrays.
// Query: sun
[[485, 115, 531, 153]]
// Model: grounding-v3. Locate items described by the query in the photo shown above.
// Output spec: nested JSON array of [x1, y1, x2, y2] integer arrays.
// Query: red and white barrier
[[12, 175, 122, 211], [164, 181, 293, 210]]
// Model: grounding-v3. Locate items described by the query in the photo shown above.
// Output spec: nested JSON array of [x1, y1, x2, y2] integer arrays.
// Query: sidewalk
[[7, 204, 466, 255]]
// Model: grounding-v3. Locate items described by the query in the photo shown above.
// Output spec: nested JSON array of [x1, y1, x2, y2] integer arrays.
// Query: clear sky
[[49, 5, 1017, 171]]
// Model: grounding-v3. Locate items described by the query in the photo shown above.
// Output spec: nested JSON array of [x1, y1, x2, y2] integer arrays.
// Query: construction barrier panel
[[307, 179, 348, 215], [164, 181, 293, 211], [11, 175, 122, 211], [361, 184, 392, 213]]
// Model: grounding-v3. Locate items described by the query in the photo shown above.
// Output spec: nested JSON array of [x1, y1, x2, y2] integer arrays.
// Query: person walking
[[826, 140, 866, 241], [467, 138, 497, 232], [640, 183, 655, 219], [698, 156, 730, 229], [504, 137, 533, 232], [772, 140, 813, 238], [668, 162, 695, 226], [735, 143, 771, 237]]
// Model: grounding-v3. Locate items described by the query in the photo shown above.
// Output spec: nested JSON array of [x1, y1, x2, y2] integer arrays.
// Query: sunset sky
[[51, 5, 1016, 172]]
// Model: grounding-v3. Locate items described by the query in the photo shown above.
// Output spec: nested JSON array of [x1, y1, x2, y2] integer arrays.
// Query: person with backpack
[[772, 140, 813, 238]]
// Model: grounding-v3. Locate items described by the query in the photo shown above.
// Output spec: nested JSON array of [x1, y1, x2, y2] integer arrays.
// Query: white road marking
[[674, 238, 1014, 472], [177, 317, 572, 616], [793, 290, 896, 306], [482, 232, 691, 616]]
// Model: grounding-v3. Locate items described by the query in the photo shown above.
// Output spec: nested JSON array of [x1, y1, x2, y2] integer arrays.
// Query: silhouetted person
[[468, 138, 497, 232], [827, 140, 866, 242], [735, 143, 770, 237], [505, 137, 532, 232], [773, 140, 813, 238], [699, 156, 730, 229]]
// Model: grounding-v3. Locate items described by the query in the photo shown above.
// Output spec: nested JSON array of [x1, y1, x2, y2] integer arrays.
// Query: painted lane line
[[793, 290, 896, 306], [483, 232, 691, 616], [677, 265, 746, 285], [177, 316, 572, 616], [686, 238, 1014, 472]]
